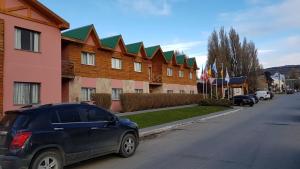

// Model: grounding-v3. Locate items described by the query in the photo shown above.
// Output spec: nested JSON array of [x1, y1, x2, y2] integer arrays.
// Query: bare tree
[[206, 27, 261, 90]]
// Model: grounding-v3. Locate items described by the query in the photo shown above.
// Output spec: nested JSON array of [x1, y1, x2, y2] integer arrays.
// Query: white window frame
[[81, 88, 96, 101], [15, 27, 40, 52], [134, 62, 142, 72], [135, 89, 143, 93], [112, 58, 122, 69], [112, 88, 123, 100], [81, 52, 95, 66], [13, 82, 40, 105], [167, 68, 173, 76], [179, 70, 184, 78], [189, 72, 193, 79]]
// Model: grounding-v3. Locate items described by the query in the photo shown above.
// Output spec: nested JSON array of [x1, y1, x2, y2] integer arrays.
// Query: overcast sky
[[41, 0, 300, 69]]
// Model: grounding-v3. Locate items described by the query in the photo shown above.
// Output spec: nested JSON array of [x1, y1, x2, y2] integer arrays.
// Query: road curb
[[139, 108, 242, 138]]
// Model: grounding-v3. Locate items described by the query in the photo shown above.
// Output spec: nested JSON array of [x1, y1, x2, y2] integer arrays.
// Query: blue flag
[[212, 59, 218, 74]]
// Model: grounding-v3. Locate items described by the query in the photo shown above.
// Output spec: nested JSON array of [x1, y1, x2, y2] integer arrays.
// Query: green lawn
[[121, 106, 229, 128]]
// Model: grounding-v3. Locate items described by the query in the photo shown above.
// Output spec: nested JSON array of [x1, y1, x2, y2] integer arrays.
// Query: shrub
[[91, 93, 112, 110], [199, 98, 232, 107], [120, 93, 203, 112]]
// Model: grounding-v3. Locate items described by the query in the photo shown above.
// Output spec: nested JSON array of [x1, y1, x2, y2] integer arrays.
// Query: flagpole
[[216, 75, 218, 100], [215, 61, 218, 100], [222, 63, 224, 99], [227, 81, 229, 100]]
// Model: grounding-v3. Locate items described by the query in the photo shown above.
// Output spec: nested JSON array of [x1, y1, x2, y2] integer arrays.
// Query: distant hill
[[264, 65, 300, 78]]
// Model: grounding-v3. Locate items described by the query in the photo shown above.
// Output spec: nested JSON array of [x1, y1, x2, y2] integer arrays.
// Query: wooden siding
[[0, 18, 3, 116], [161, 61, 197, 85], [62, 40, 149, 81], [62, 38, 197, 86]]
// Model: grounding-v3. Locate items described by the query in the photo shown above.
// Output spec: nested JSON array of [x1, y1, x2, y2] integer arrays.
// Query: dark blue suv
[[0, 103, 139, 169]]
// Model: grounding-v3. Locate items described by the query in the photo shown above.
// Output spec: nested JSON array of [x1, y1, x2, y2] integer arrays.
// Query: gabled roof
[[176, 55, 186, 65], [22, 0, 69, 30], [100, 35, 123, 49], [126, 42, 143, 55], [187, 57, 197, 68], [163, 51, 175, 62], [145, 45, 161, 58], [62, 25, 93, 41]]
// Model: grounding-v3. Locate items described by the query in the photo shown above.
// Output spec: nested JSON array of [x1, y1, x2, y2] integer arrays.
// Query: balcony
[[62, 60, 75, 79], [150, 75, 162, 85]]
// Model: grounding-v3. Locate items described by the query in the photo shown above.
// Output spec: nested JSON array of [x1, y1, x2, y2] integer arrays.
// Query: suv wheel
[[119, 134, 137, 158], [31, 150, 63, 169]]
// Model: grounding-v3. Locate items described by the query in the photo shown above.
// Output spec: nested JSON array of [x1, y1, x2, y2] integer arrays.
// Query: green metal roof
[[126, 42, 143, 54], [176, 55, 186, 65], [100, 35, 122, 49], [187, 58, 196, 67], [62, 24, 93, 41], [163, 51, 174, 62], [145, 45, 160, 58]]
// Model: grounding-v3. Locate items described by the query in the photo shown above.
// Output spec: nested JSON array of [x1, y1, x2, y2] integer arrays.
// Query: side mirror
[[108, 115, 118, 123]]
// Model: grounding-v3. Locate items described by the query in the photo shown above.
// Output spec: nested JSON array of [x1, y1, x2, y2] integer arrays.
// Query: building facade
[[0, 0, 69, 114], [61, 25, 198, 112]]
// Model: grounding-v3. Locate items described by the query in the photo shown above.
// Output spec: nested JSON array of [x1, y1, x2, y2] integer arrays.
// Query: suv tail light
[[10, 131, 32, 149]]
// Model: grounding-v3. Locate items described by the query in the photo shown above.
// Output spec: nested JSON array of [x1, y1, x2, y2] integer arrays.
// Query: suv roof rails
[[80, 101, 95, 105], [21, 105, 34, 108], [39, 104, 53, 108]]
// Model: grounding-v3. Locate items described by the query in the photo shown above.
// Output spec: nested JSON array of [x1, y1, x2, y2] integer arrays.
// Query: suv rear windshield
[[0, 111, 31, 130]]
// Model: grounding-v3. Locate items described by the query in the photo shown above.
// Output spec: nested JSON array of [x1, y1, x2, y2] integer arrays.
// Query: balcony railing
[[62, 60, 75, 78], [150, 75, 162, 84]]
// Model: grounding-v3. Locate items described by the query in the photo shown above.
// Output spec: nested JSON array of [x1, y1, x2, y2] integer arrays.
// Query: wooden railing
[[151, 75, 162, 84], [62, 60, 75, 78]]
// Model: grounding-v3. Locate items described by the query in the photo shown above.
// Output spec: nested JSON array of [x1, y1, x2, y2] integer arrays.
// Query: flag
[[209, 77, 215, 84], [204, 67, 208, 81], [200, 65, 204, 81], [221, 66, 224, 79], [208, 65, 212, 77], [212, 59, 218, 74], [225, 68, 230, 83]]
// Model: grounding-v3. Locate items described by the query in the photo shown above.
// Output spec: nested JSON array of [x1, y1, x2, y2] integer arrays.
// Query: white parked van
[[255, 91, 271, 100]]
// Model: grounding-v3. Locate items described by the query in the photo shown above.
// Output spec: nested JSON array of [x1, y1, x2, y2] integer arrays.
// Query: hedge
[[91, 93, 112, 110], [199, 98, 232, 107], [120, 93, 203, 112]]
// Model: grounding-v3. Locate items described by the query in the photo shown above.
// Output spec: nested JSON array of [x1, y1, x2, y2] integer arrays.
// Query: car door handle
[[54, 127, 64, 131], [91, 127, 100, 130]]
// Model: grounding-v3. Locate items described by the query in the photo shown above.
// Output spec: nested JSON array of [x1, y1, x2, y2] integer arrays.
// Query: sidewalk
[[116, 104, 198, 117]]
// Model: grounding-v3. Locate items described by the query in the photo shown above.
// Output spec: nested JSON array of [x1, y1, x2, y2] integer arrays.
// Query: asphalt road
[[67, 93, 300, 169]]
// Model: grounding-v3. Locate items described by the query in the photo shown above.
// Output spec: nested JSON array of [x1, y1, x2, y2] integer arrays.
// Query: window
[[134, 62, 142, 72], [189, 72, 193, 79], [190, 90, 195, 94], [135, 89, 143, 93], [87, 107, 111, 122], [81, 88, 96, 101], [180, 90, 185, 94], [13, 82, 40, 105], [112, 58, 122, 69], [81, 52, 95, 65], [167, 90, 173, 94], [56, 107, 81, 123], [15, 27, 40, 52], [179, 71, 184, 78], [112, 88, 123, 100], [167, 68, 173, 76]]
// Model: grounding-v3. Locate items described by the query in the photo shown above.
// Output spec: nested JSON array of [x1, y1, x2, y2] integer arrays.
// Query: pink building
[[0, 0, 69, 115]]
